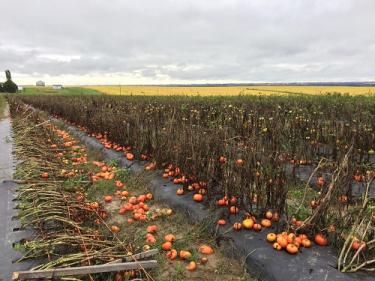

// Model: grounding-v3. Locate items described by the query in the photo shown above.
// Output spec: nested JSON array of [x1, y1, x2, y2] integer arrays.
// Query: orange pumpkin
[[166, 249, 178, 260], [316, 176, 325, 187], [302, 239, 312, 248], [272, 212, 280, 222], [104, 195, 113, 203], [286, 243, 299, 254], [199, 245, 214, 255], [314, 234, 328, 246], [233, 222, 242, 230], [128, 197, 138, 204], [200, 257, 208, 264], [146, 234, 156, 244], [111, 225, 120, 233], [176, 188, 184, 195], [339, 195, 348, 204], [229, 206, 239, 214], [138, 195, 146, 203], [265, 211, 273, 220], [253, 223, 262, 232], [235, 159, 244, 166], [267, 233, 277, 243], [186, 261, 197, 271], [90, 202, 99, 209], [310, 200, 318, 209], [273, 242, 282, 251], [219, 156, 227, 164], [242, 218, 255, 229], [115, 180, 124, 188], [351, 240, 366, 251], [229, 196, 237, 205], [193, 193, 203, 202], [164, 234, 176, 242], [261, 219, 272, 228], [147, 225, 158, 234], [162, 241, 172, 251], [217, 198, 228, 206], [179, 250, 192, 260], [121, 190, 129, 197], [277, 236, 288, 248], [217, 219, 226, 225], [287, 233, 296, 244], [294, 237, 302, 247], [125, 152, 134, 160], [41, 172, 49, 179]]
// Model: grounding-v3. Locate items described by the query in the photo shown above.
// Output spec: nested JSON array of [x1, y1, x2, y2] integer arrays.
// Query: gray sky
[[1, 0, 374, 85]]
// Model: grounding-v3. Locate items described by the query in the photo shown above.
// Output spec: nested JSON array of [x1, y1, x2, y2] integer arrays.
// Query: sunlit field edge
[[82, 85, 375, 96]]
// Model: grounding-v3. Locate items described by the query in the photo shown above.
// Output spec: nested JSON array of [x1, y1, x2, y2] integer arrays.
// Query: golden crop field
[[83, 85, 375, 96]]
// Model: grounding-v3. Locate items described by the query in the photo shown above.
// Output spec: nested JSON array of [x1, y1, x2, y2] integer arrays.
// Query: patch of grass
[[107, 158, 120, 167], [115, 167, 132, 182], [287, 183, 316, 220], [87, 178, 117, 201], [20, 86, 103, 96], [0, 94, 6, 118], [174, 261, 186, 276]]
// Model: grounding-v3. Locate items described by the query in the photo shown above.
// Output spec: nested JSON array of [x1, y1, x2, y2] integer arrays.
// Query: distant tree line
[[0, 70, 18, 93]]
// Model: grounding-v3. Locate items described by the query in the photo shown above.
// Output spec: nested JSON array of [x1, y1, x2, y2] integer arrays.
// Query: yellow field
[[83, 85, 375, 96]]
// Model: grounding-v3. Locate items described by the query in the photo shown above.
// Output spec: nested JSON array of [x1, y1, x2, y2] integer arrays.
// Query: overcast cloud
[[0, 0, 374, 85]]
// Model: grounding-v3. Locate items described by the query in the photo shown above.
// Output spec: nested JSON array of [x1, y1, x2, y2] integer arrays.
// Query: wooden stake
[[12, 260, 157, 280]]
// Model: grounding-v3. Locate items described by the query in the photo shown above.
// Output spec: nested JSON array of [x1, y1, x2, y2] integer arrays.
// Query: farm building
[[52, 84, 63, 90], [17, 86, 23, 91], [36, 80, 45, 87]]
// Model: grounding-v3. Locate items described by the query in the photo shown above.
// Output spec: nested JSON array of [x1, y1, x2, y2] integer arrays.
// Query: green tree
[[3, 70, 18, 93]]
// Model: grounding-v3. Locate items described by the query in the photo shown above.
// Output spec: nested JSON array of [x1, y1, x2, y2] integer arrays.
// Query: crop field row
[[83, 85, 375, 96], [7, 99, 254, 281], [12, 93, 374, 275]]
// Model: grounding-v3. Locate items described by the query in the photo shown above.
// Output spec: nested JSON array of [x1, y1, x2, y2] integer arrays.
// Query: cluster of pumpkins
[[160, 229, 214, 272], [265, 232, 324, 254], [103, 187, 173, 231], [41, 126, 89, 179], [97, 168, 174, 232], [216, 209, 279, 233], [91, 161, 116, 181]]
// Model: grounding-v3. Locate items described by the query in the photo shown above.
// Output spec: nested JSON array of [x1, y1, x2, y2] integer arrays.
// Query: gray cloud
[[0, 0, 374, 84]]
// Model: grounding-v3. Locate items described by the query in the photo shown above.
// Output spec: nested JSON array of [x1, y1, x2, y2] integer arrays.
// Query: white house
[[36, 80, 45, 87], [17, 85, 23, 91], [52, 84, 63, 90]]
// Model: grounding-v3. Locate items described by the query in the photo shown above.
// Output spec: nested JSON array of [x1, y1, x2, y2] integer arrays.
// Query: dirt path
[[0, 103, 17, 280], [0, 103, 13, 180], [0, 103, 36, 280]]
